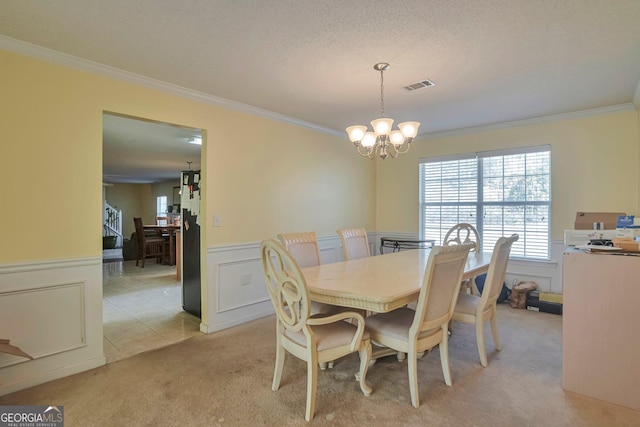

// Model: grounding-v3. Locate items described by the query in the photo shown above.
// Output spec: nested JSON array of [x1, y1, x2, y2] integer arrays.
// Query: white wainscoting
[[503, 239, 564, 294], [0, 233, 566, 395], [201, 232, 564, 334], [0, 258, 105, 396], [0, 282, 86, 368], [202, 234, 349, 333]]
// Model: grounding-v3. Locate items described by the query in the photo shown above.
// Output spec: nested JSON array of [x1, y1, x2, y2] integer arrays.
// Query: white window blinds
[[419, 146, 551, 260]]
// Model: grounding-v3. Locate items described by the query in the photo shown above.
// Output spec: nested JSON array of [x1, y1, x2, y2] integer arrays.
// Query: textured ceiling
[[102, 114, 202, 184], [2, 0, 640, 182]]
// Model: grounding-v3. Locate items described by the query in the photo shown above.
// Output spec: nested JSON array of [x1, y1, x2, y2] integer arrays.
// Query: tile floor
[[102, 257, 201, 363]]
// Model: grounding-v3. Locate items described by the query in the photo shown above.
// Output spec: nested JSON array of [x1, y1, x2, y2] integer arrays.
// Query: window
[[419, 146, 550, 260], [157, 196, 168, 217]]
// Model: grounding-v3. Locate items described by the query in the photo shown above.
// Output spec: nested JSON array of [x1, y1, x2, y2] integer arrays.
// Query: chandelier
[[346, 63, 420, 160]]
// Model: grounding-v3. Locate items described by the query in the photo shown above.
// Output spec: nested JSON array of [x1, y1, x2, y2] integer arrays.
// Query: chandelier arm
[[367, 144, 380, 160], [356, 145, 375, 158], [386, 143, 398, 159], [394, 141, 412, 155]]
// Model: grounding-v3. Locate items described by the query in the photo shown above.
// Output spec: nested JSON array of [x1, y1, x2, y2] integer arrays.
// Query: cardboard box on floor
[[574, 212, 625, 230]]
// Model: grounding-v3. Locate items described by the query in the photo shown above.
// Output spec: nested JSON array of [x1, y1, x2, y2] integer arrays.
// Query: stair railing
[[104, 203, 123, 247]]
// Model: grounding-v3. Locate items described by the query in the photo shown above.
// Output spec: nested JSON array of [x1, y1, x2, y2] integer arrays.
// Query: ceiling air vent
[[404, 79, 436, 91]]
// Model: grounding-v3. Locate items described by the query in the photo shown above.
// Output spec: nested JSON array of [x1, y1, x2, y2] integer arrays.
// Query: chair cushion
[[284, 321, 370, 352], [288, 243, 320, 268], [455, 292, 481, 315], [366, 308, 439, 342]]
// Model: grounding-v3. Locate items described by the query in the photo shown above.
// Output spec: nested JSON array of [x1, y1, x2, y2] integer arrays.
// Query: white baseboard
[[0, 355, 105, 396]]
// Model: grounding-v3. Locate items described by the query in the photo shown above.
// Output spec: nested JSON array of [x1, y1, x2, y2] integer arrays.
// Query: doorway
[[102, 112, 203, 363]]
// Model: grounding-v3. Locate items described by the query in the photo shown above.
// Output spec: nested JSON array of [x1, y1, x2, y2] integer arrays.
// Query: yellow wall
[[376, 109, 639, 239], [0, 49, 375, 262], [105, 184, 148, 239], [105, 181, 180, 238], [2, 46, 636, 262]]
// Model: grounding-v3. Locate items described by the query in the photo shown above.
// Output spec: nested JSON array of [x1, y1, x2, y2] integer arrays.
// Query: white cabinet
[[562, 249, 640, 411]]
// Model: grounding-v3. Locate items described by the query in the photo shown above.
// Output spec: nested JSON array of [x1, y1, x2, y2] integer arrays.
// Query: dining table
[[143, 224, 180, 265], [302, 248, 492, 362], [302, 248, 492, 314]]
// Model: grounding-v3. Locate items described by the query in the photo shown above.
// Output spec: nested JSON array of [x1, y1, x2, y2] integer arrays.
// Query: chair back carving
[[411, 243, 475, 336], [277, 232, 321, 268], [261, 239, 310, 332], [443, 223, 480, 252], [337, 228, 370, 260], [261, 238, 372, 421]]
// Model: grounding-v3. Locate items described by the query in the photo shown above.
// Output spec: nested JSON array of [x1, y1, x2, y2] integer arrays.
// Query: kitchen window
[[157, 196, 168, 217], [419, 146, 551, 260]]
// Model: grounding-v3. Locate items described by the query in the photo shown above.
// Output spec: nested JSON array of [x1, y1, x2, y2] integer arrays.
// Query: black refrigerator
[[181, 170, 201, 318]]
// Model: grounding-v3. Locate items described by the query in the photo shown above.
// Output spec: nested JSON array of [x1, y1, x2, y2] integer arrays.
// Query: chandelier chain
[[380, 68, 385, 118]]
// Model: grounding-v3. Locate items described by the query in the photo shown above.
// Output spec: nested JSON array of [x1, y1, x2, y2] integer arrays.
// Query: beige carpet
[[2, 305, 639, 426]]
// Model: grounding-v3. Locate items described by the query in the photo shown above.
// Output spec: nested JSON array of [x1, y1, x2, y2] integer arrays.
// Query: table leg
[[371, 345, 405, 362], [169, 231, 176, 265]]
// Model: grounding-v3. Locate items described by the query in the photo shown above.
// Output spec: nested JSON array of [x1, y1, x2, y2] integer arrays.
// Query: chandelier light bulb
[[346, 125, 367, 143], [371, 118, 393, 136], [361, 132, 377, 148], [390, 130, 404, 147], [398, 121, 420, 138]]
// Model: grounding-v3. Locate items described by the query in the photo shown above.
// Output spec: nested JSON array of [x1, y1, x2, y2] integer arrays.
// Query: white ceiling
[[2, 0, 640, 182], [102, 114, 202, 184]]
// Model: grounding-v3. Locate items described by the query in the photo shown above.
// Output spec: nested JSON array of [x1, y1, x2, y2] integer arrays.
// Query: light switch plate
[[213, 215, 221, 227]]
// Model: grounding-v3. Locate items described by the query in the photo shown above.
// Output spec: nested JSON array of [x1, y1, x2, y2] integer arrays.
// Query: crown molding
[[420, 103, 636, 141], [1, 35, 635, 141], [0, 35, 343, 138]]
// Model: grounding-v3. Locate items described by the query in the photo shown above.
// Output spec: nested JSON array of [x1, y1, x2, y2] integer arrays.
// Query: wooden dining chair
[[277, 232, 342, 317], [260, 239, 372, 422], [337, 227, 370, 260], [365, 243, 475, 408], [278, 231, 358, 369], [444, 223, 481, 294], [277, 231, 322, 268], [443, 223, 480, 250], [452, 234, 519, 367], [133, 217, 166, 267], [155, 215, 172, 241]]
